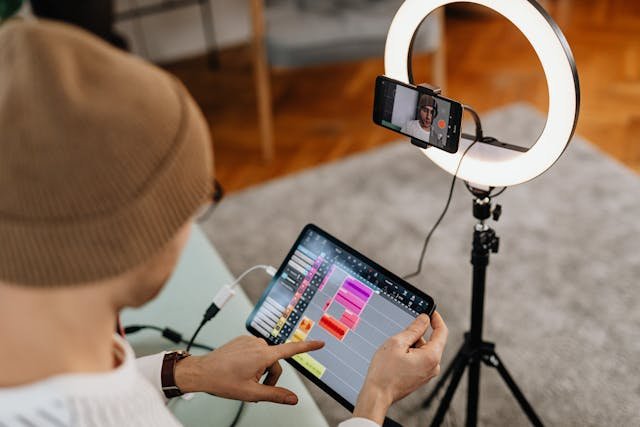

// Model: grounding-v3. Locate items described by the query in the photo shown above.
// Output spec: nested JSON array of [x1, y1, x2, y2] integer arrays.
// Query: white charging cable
[[211, 264, 277, 312], [186, 264, 277, 352]]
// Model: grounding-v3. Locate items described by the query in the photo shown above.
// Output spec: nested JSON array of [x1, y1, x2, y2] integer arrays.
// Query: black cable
[[184, 317, 246, 427], [183, 265, 274, 353], [124, 324, 214, 352], [124, 324, 163, 334], [181, 264, 273, 426], [463, 180, 483, 196], [185, 298, 226, 352], [228, 401, 246, 427], [461, 158, 508, 200], [490, 186, 507, 198], [186, 320, 207, 353], [125, 324, 244, 427], [402, 141, 477, 280], [402, 105, 482, 280]]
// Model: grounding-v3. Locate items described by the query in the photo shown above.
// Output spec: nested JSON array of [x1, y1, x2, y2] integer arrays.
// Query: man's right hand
[[174, 335, 324, 405], [353, 311, 448, 425]]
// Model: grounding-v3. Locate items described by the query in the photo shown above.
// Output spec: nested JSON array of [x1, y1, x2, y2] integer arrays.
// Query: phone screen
[[373, 75, 462, 153]]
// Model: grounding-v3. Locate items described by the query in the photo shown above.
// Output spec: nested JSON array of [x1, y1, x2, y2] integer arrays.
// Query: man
[[401, 94, 437, 143], [0, 19, 447, 426]]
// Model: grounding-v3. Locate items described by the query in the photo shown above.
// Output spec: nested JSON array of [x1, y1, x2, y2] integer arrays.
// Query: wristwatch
[[161, 350, 191, 398]]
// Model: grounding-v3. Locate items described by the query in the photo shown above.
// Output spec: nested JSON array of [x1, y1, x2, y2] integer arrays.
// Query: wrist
[[173, 354, 203, 394], [353, 383, 393, 425]]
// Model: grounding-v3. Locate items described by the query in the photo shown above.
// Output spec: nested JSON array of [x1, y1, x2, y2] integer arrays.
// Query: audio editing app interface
[[250, 228, 431, 404]]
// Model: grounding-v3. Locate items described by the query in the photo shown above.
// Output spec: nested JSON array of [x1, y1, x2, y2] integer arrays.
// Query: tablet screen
[[247, 225, 435, 406]]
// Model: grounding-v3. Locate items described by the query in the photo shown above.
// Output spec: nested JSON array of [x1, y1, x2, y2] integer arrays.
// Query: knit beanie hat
[[0, 19, 213, 286], [418, 93, 434, 109]]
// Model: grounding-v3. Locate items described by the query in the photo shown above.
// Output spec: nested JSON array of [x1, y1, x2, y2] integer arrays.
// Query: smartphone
[[373, 75, 463, 153]]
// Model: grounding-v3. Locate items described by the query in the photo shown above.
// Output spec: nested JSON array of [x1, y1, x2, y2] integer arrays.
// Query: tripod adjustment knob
[[492, 204, 502, 221], [492, 236, 500, 253]]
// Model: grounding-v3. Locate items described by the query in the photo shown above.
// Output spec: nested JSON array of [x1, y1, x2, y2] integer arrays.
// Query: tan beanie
[[0, 19, 213, 286]]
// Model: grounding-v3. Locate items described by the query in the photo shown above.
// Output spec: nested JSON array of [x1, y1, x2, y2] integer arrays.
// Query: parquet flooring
[[164, 0, 640, 194]]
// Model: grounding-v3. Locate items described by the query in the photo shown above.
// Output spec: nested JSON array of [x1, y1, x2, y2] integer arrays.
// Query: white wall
[[21, 1, 439, 65], [113, 0, 251, 62], [18, 0, 251, 63], [390, 85, 418, 127]]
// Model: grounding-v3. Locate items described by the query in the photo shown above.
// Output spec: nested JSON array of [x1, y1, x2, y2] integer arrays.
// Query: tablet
[[246, 224, 436, 413]]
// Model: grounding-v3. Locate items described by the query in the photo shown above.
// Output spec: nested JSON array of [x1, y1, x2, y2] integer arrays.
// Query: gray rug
[[202, 103, 640, 426]]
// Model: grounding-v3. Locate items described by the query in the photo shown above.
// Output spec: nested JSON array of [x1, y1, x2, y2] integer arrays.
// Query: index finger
[[271, 340, 325, 360]]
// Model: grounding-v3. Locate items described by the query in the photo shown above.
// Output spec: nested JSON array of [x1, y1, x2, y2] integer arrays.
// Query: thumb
[[247, 383, 299, 405], [395, 314, 431, 346]]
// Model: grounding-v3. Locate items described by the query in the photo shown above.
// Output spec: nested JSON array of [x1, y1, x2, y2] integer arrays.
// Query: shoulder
[[0, 335, 179, 426], [0, 384, 73, 425]]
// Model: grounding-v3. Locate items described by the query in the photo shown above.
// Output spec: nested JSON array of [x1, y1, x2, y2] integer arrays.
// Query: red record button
[[438, 119, 446, 129]]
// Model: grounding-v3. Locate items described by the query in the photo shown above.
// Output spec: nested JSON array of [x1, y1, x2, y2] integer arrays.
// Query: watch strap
[[161, 351, 190, 398]]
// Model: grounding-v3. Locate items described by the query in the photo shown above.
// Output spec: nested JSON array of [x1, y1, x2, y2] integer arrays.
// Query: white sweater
[[400, 120, 431, 142], [0, 335, 376, 427]]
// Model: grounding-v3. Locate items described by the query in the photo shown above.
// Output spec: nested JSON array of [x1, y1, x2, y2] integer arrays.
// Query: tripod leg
[[487, 352, 544, 427], [466, 354, 480, 427], [430, 354, 467, 427], [422, 341, 466, 409]]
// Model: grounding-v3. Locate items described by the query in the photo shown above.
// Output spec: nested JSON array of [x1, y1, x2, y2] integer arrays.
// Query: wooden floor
[[164, 0, 640, 194]]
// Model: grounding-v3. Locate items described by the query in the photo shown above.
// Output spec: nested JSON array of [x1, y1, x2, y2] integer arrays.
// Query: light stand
[[383, 2, 579, 424], [421, 188, 543, 427]]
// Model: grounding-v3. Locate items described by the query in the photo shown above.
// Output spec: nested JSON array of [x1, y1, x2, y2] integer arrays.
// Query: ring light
[[384, 0, 580, 187]]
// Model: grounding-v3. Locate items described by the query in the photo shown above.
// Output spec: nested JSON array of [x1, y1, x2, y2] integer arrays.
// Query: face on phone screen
[[373, 76, 462, 153]]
